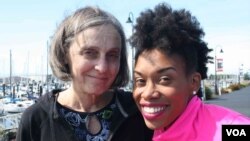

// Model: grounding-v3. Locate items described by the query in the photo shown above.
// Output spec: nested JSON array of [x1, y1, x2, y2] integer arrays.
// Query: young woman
[[16, 6, 152, 141], [130, 3, 250, 141]]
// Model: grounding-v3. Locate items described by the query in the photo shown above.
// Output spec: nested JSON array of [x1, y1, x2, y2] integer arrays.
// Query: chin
[[144, 120, 160, 130], [88, 85, 109, 93], [145, 118, 171, 130]]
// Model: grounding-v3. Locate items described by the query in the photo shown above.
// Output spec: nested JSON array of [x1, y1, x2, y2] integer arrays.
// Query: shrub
[[205, 86, 213, 99], [228, 84, 246, 91], [228, 84, 241, 91], [221, 88, 229, 94]]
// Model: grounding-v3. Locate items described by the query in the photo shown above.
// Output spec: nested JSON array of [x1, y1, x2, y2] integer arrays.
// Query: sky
[[0, 0, 250, 79]]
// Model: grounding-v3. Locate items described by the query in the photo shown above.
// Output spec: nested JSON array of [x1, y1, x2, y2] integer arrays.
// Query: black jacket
[[16, 89, 153, 141]]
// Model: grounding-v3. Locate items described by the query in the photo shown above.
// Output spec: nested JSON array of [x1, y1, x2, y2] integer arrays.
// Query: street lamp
[[10, 50, 12, 98], [214, 45, 223, 95], [46, 36, 53, 93], [126, 12, 134, 89], [126, 12, 134, 25], [46, 40, 49, 93], [238, 64, 243, 84]]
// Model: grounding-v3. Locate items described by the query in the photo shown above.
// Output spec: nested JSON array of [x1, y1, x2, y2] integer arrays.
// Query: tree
[[244, 73, 250, 80]]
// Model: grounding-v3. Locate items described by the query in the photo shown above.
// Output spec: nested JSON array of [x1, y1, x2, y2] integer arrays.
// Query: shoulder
[[115, 89, 135, 107], [37, 89, 61, 103], [115, 89, 133, 101], [19, 89, 60, 127], [204, 103, 250, 124], [19, 96, 49, 128], [17, 101, 48, 140], [114, 88, 139, 115]]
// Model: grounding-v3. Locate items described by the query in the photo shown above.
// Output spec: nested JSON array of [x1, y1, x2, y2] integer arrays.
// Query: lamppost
[[46, 40, 49, 93], [46, 36, 53, 93], [10, 50, 12, 98], [126, 12, 134, 89], [238, 64, 243, 84], [214, 45, 223, 95]]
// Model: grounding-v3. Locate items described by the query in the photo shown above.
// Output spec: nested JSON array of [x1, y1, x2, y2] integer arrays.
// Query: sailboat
[[0, 101, 4, 116], [2, 50, 35, 113]]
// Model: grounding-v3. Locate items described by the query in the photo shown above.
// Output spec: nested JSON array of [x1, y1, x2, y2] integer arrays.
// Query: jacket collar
[[38, 89, 138, 119]]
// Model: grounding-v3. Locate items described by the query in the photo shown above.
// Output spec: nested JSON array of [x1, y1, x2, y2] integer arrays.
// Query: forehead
[[78, 24, 121, 45], [135, 49, 185, 72]]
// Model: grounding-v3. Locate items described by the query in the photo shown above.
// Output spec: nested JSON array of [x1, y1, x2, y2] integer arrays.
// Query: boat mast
[[46, 40, 49, 93], [9, 50, 13, 98]]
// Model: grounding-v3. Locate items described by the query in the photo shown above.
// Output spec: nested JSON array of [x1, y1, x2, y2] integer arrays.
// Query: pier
[[0, 113, 22, 140], [0, 113, 22, 131]]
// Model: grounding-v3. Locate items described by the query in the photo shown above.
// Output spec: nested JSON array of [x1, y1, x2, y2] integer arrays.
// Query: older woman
[[16, 6, 152, 141]]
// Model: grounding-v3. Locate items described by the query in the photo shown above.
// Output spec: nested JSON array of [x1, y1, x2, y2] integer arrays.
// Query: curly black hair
[[130, 3, 212, 79]]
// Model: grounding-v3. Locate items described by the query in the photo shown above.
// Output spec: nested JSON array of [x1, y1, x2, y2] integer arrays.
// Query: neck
[[58, 86, 114, 112]]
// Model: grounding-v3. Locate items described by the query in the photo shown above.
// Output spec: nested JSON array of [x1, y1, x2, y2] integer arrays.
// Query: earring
[[193, 91, 196, 95]]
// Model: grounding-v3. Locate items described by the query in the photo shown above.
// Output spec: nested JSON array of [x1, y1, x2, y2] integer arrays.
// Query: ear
[[191, 72, 202, 93]]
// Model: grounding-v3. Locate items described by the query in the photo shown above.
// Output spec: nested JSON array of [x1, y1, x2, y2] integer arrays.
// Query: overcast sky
[[0, 0, 250, 78]]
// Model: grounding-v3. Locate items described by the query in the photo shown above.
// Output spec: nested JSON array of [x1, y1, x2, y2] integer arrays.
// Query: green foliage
[[0, 127, 4, 136], [228, 84, 240, 91], [205, 86, 213, 99], [227, 83, 246, 91], [0, 129, 17, 140], [244, 73, 250, 80], [221, 88, 229, 94]]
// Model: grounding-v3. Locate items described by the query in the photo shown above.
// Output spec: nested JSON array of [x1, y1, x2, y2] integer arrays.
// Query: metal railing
[[0, 113, 22, 131]]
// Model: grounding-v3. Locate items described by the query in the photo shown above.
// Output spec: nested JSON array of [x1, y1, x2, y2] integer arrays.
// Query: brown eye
[[108, 52, 120, 59], [135, 78, 146, 87], [159, 76, 170, 85], [82, 49, 98, 59]]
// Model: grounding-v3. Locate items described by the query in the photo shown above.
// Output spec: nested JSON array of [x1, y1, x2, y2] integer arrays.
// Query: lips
[[140, 104, 168, 120], [88, 75, 108, 81]]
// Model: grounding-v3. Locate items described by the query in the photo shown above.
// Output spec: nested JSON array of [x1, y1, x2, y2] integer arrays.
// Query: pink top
[[153, 96, 250, 141]]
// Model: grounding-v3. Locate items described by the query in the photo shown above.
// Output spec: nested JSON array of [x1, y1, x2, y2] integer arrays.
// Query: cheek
[[110, 62, 120, 74], [158, 86, 177, 97], [79, 60, 92, 69], [159, 87, 187, 105], [71, 60, 93, 75], [133, 88, 143, 101], [166, 89, 190, 112], [132, 91, 138, 101]]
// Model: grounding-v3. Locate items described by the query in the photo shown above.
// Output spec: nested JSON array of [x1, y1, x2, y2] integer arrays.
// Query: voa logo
[[226, 129, 246, 136]]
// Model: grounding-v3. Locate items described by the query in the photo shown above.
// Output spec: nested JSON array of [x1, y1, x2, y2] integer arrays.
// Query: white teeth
[[142, 106, 165, 114]]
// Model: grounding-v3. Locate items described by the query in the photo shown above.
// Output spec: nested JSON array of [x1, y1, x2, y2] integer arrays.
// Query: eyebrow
[[157, 67, 176, 74], [134, 67, 177, 76], [79, 45, 121, 51]]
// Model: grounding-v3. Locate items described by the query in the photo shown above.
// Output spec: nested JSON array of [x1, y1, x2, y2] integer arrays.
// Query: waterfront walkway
[[0, 113, 22, 131], [205, 86, 250, 117]]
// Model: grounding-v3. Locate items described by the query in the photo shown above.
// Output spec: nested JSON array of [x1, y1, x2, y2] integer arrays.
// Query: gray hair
[[49, 6, 129, 88]]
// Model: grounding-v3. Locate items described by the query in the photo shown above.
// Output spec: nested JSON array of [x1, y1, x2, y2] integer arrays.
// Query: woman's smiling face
[[133, 49, 196, 129], [68, 24, 121, 95]]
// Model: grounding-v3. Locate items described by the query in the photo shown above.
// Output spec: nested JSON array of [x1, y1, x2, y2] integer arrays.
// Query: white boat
[[3, 99, 35, 113], [0, 102, 5, 116]]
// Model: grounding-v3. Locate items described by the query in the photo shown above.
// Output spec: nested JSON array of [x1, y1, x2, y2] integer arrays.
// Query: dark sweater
[[16, 89, 153, 141]]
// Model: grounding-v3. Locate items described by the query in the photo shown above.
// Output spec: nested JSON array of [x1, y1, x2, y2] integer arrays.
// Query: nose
[[141, 82, 160, 100], [95, 57, 108, 73]]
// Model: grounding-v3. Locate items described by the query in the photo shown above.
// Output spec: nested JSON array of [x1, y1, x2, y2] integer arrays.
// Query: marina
[[0, 82, 39, 140], [0, 75, 69, 140]]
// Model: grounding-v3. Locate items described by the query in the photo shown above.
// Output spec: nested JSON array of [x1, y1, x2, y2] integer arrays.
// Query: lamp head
[[126, 17, 133, 23], [220, 49, 223, 53]]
